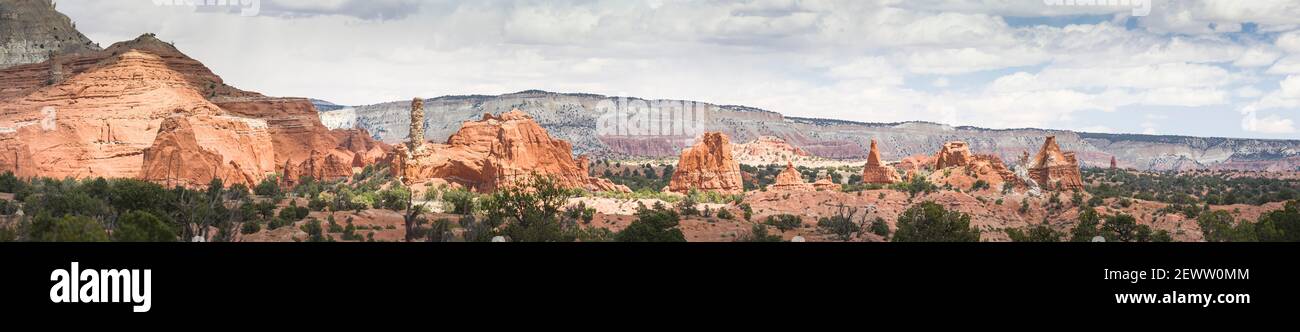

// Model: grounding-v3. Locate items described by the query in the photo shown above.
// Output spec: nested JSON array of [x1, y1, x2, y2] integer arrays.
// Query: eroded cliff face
[[0, 33, 382, 187], [334, 91, 1300, 171], [1029, 136, 1084, 191], [667, 132, 743, 194], [389, 110, 628, 193]]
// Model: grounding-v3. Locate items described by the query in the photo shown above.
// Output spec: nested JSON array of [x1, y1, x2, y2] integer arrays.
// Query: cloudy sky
[[56, 0, 1300, 139]]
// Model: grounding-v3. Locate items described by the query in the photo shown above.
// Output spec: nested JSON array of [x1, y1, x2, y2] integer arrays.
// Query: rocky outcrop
[[812, 176, 840, 192], [0, 0, 100, 69], [934, 141, 974, 169], [668, 132, 744, 194], [389, 110, 628, 193], [0, 29, 380, 188], [1110, 156, 1118, 170], [769, 163, 808, 191], [768, 162, 839, 192], [862, 139, 901, 184], [1029, 136, 1084, 191]]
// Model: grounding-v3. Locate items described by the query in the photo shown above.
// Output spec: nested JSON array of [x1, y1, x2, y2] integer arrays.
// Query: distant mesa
[[667, 132, 744, 194]]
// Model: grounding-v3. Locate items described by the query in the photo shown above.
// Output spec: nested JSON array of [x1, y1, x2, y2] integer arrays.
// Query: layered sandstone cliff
[[389, 110, 628, 193], [0, 32, 381, 187], [862, 139, 901, 185], [1029, 136, 1084, 191], [667, 132, 744, 194]]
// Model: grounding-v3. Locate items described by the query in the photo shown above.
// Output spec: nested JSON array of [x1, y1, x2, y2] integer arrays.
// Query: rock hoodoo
[[409, 97, 424, 149], [861, 139, 901, 184], [388, 109, 628, 193], [667, 132, 744, 194], [934, 141, 975, 169], [1028, 136, 1084, 191], [1110, 156, 1118, 170]]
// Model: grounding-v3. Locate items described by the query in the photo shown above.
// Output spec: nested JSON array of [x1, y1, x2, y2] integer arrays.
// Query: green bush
[[442, 189, 476, 215], [893, 202, 980, 242], [28, 213, 109, 242], [114, 210, 175, 242], [764, 214, 802, 232], [736, 224, 782, 242], [240, 221, 262, 235], [1006, 225, 1063, 242], [616, 202, 686, 242]]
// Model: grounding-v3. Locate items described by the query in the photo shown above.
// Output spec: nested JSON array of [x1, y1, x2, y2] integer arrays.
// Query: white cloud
[[1234, 46, 1282, 67], [1268, 56, 1300, 75], [1243, 113, 1297, 134], [49, 0, 1300, 139]]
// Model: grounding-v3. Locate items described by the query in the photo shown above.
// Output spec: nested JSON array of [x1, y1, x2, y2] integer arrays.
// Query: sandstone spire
[[409, 97, 425, 149], [862, 139, 901, 184], [1110, 156, 1118, 170], [1028, 136, 1084, 191]]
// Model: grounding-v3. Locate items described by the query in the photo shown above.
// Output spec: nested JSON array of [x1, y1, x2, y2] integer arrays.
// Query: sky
[[53, 0, 1300, 140]]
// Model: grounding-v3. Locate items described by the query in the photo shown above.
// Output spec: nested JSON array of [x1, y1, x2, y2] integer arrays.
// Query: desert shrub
[[736, 224, 782, 242], [616, 202, 686, 242], [240, 221, 262, 235], [300, 219, 326, 242], [1006, 225, 1063, 242], [254, 174, 281, 198], [893, 202, 980, 242], [716, 208, 734, 220], [27, 213, 109, 242], [442, 189, 476, 215], [114, 210, 175, 242], [764, 214, 802, 232], [815, 205, 862, 241], [869, 217, 890, 238]]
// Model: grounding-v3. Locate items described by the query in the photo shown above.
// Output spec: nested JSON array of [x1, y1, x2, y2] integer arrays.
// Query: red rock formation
[[934, 141, 974, 169], [769, 163, 809, 191], [668, 132, 744, 194], [862, 139, 901, 184], [390, 110, 628, 193], [0, 33, 382, 188], [1029, 136, 1084, 191], [1110, 156, 1118, 170], [812, 176, 840, 192]]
